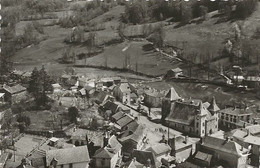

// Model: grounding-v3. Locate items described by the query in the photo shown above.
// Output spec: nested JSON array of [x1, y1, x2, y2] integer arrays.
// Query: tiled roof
[[124, 120, 139, 132], [96, 91, 109, 103], [132, 150, 160, 168], [145, 143, 171, 156], [127, 160, 144, 168], [3, 84, 26, 94], [202, 136, 248, 156], [118, 83, 132, 93], [46, 146, 90, 166]]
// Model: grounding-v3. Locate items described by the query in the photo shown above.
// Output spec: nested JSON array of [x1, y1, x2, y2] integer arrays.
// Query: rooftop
[[219, 107, 253, 116], [145, 143, 171, 156], [202, 136, 248, 156], [132, 149, 160, 168], [2, 84, 26, 94], [46, 146, 90, 166]]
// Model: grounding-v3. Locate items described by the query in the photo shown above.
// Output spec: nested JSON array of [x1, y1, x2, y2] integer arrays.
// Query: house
[[230, 126, 260, 167], [145, 143, 173, 164], [111, 77, 121, 85], [96, 91, 113, 104], [143, 89, 166, 108], [46, 145, 90, 168], [70, 129, 89, 146], [113, 83, 135, 105], [21, 71, 32, 83], [115, 114, 136, 130], [1, 84, 27, 104], [93, 135, 122, 168], [51, 83, 62, 93], [200, 136, 249, 168], [111, 111, 126, 123], [100, 77, 114, 87], [129, 149, 161, 168], [164, 68, 183, 79], [98, 101, 120, 120], [119, 125, 146, 158], [165, 97, 219, 137], [243, 76, 260, 89], [219, 107, 253, 129], [162, 87, 181, 121], [168, 135, 198, 163]]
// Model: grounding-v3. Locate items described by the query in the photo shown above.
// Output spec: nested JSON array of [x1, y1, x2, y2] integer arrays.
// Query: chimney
[[103, 131, 110, 147], [184, 135, 188, 144], [147, 159, 151, 168]]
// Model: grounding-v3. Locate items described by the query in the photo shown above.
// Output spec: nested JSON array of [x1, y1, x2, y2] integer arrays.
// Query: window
[[196, 122, 199, 128], [61, 165, 64, 168], [69, 163, 73, 168], [182, 125, 184, 130], [202, 122, 205, 126], [202, 130, 204, 134]]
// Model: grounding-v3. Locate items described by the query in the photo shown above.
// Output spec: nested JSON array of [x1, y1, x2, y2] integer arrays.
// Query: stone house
[[113, 83, 135, 105], [200, 136, 249, 168], [165, 97, 219, 137], [1, 84, 27, 104], [93, 135, 122, 168], [143, 89, 166, 108], [219, 107, 253, 129], [119, 125, 146, 159]]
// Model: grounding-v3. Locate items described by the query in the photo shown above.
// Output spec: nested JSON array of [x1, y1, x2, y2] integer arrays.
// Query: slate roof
[[145, 143, 171, 156], [127, 160, 144, 168], [112, 111, 126, 121], [93, 147, 114, 159], [107, 135, 122, 153], [120, 125, 145, 143], [3, 84, 26, 94], [132, 150, 160, 168], [165, 87, 180, 101], [96, 91, 110, 103], [166, 101, 209, 125], [116, 115, 135, 128], [202, 136, 248, 156], [219, 107, 253, 116], [245, 125, 260, 136], [194, 151, 212, 165], [208, 96, 220, 113], [102, 101, 119, 114], [144, 89, 165, 98], [94, 135, 122, 159], [46, 146, 90, 166]]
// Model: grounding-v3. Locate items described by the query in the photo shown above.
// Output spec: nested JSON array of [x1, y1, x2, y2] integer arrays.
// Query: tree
[[68, 106, 79, 123], [234, 0, 258, 19], [147, 24, 165, 48], [28, 66, 52, 106]]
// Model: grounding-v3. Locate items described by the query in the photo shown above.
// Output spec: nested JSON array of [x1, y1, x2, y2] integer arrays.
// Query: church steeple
[[208, 96, 220, 114]]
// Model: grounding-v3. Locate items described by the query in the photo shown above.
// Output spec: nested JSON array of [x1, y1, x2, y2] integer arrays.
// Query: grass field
[[76, 40, 182, 76]]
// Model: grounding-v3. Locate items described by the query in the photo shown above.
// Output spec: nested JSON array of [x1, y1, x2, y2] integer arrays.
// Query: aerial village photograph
[[1, 0, 260, 168]]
